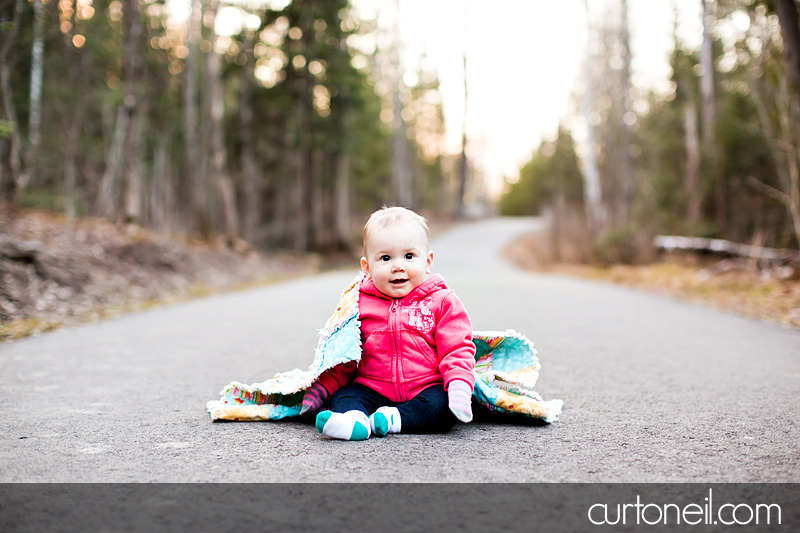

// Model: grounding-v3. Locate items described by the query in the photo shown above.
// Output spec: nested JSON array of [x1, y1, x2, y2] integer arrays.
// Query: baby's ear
[[360, 256, 370, 276], [426, 250, 434, 274]]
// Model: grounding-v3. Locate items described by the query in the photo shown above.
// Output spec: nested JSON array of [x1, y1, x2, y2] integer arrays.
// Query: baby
[[300, 206, 476, 440]]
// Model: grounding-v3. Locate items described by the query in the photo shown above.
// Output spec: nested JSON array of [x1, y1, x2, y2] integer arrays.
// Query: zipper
[[389, 300, 403, 401]]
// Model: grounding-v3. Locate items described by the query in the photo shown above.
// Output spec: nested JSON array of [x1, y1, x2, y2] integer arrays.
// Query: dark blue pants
[[329, 383, 456, 434]]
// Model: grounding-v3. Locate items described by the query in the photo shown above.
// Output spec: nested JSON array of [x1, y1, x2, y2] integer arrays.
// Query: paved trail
[[1, 217, 798, 482]]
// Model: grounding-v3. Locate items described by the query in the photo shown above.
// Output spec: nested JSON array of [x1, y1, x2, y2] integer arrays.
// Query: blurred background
[[1, 0, 799, 260]]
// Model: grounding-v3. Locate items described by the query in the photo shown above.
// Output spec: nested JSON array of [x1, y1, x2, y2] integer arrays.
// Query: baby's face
[[361, 223, 433, 299]]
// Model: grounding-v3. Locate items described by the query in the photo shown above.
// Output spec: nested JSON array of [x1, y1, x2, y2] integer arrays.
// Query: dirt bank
[[0, 206, 329, 340]]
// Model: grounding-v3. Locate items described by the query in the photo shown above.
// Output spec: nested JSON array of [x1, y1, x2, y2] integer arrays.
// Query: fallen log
[[0, 236, 42, 262], [654, 235, 800, 264]]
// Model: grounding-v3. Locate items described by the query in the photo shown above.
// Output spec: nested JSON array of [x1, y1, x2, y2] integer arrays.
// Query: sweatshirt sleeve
[[314, 360, 357, 396], [435, 291, 476, 390]]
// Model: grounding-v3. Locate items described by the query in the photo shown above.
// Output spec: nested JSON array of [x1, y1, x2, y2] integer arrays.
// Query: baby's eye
[[404, 253, 414, 260], [380, 255, 391, 262]]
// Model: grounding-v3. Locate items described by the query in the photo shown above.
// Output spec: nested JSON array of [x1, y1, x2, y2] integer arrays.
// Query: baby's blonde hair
[[363, 206, 429, 255]]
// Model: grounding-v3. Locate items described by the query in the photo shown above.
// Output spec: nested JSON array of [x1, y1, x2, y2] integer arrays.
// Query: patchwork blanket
[[206, 273, 563, 423]]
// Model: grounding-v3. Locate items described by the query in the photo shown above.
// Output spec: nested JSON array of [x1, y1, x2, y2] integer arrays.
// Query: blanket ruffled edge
[[206, 273, 563, 424]]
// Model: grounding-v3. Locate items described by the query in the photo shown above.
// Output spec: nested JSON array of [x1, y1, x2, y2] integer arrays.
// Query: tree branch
[[747, 175, 793, 207]]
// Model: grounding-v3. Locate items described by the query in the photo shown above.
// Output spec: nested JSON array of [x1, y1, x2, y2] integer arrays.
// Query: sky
[[353, 0, 704, 197]]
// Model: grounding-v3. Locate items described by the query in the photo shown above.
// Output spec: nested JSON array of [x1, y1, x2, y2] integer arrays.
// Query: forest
[[1, 0, 799, 262], [502, 0, 800, 263], [1, 0, 455, 253]]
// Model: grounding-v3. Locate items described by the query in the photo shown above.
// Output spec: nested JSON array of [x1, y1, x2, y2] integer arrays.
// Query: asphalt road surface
[[1, 217, 798, 483]]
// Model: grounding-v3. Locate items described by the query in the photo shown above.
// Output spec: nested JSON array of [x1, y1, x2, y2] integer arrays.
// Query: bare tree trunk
[[551, 173, 564, 262], [617, 0, 633, 225], [15, 0, 45, 203], [774, 0, 800, 109], [748, 52, 800, 246], [95, 105, 128, 215], [456, 49, 469, 218], [185, 0, 207, 235], [150, 134, 168, 230], [674, 5, 702, 231], [389, 0, 412, 208], [700, 0, 716, 146], [684, 101, 702, 226], [59, 2, 82, 230], [293, 89, 312, 252], [580, 0, 606, 233], [0, 0, 24, 200], [774, 0, 800, 224], [597, 25, 619, 224], [776, 75, 800, 244], [700, 0, 724, 233], [390, 94, 413, 208], [310, 149, 326, 249], [335, 151, 351, 249], [62, 115, 79, 230], [293, 152, 310, 252], [291, 2, 315, 252], [206, 0, 238, 236], [123, 112, 144, 223], [96, 0, 140, 220], [272, 127, 292, 246], [121, 0, 141, 224], [240, 29, 260, 244], [240, 140, 259, 242]]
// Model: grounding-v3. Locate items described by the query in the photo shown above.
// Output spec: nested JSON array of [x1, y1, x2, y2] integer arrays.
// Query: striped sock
[[315, 410, 371, 440], [369, 406, 401, 437], [300, 381, 329, 415], [447, 379, 473, 423]]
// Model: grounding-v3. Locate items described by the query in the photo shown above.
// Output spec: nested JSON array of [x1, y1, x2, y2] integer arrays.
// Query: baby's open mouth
[[390, 279, 408, 285]]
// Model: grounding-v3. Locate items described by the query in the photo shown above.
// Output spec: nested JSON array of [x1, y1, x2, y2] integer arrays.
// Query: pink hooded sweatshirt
[[316, 274, 476, 403]]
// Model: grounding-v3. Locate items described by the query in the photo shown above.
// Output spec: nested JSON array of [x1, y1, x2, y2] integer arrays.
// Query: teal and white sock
[[369, 406, 401, 437], [316, 410, 371, 441]]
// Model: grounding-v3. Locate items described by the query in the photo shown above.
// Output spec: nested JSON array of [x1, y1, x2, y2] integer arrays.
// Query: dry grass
[[505, 230, 800, 329]]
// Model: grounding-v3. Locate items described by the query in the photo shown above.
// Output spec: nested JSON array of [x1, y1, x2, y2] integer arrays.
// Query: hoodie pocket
[[400, 331, 438, 378], [359, 331, 393, 379]]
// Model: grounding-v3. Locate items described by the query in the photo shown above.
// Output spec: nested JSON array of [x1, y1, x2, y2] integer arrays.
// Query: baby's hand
[[447, 379, 473, 423], [300, 382, 329, 415]]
